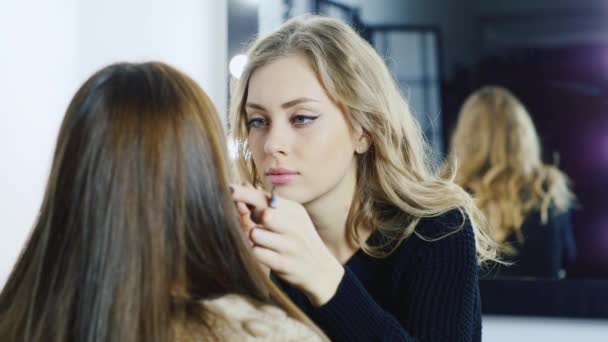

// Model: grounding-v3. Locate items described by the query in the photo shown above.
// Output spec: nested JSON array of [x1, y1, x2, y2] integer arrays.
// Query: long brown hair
[[0, 62, 315, 342], [451, 86, 574, 255]]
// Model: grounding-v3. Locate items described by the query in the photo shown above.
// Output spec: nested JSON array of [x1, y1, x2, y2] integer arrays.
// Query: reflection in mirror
[[450, 86, 576, 281]]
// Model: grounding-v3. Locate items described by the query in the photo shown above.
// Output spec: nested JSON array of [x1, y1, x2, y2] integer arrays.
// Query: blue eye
[[292, 115, 319, 126], [247, 118, 267, 128]]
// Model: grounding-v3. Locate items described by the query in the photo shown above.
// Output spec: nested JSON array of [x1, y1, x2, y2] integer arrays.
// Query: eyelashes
[[291, 114, 319, 126], [247, 117, 267, 128], [246, 114, 320, 129]]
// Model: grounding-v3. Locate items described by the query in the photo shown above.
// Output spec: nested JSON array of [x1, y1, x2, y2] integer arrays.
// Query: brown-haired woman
[[0, 62, 326, 342]]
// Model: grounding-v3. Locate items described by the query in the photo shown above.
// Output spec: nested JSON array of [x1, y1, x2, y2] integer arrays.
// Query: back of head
[[451, 86, 574, 248], [0, 62, 285, 342], [231, 15, 497, 263], [452, 86, 542, 183]]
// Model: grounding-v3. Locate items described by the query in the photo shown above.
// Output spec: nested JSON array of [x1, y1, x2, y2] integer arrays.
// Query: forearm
[[309, 267, 414, 342]]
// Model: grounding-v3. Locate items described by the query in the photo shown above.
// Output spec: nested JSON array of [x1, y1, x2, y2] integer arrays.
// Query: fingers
[[230, 183, 271, 210], [250, 227, 290, 253], [233, 201, 255, 247], [231, 183, 284, 229], [236, 202, 255, 227], [236, 201, 255, 228], [252, 206, 292, 235], [252, 246, 289, 274], [236, 201, 251, 216]]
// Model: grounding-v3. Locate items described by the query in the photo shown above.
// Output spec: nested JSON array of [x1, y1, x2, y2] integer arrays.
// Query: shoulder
[[549, 206, 572, 222], [175, 294, 322, 341], [412, 209, 475, 251], [394, 209, 477, 268], [525, 205, 572, 229], [415, 208, 471, 239]]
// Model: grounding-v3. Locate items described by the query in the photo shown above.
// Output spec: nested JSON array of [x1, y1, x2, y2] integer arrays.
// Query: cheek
[[302, 124, 355, 159], [248, 129, 265, 152], [297, 124, 356, 178], [247, 133, 266, 174]]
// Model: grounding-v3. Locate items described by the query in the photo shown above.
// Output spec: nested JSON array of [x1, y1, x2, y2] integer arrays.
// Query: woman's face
[[245, 54, 364, 205]]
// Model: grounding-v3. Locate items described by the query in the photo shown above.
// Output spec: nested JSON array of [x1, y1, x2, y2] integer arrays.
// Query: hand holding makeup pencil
[[230, 182, 345, 307]]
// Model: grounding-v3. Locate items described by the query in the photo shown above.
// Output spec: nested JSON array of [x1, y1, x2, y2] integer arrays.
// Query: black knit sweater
[[482, 207, 575, 279], [273, 210, 481, 341]]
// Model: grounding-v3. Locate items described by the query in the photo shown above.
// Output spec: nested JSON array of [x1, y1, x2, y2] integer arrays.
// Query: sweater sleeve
[[310, 266, 414, 341], [397, 214, 481, 341], [307, 212, 481, 342]]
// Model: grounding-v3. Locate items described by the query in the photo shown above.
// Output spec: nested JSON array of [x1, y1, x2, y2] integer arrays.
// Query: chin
[[276, 186, 315, 204]]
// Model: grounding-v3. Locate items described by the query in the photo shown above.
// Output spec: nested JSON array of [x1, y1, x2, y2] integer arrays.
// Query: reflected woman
[[451, 85, 576, 279]]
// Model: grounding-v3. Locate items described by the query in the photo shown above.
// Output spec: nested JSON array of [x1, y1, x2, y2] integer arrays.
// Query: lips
[[266, 168, 299, 185]]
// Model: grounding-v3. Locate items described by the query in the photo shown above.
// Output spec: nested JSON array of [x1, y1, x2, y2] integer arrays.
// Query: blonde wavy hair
[[229, 15, 497, 264], [451, 86, 574, 255]]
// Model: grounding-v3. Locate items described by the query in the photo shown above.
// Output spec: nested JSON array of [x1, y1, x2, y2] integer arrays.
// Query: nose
[[263, 122, 290, 157]]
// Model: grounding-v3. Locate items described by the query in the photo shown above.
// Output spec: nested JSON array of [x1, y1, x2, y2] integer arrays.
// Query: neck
[[304, 161, 367, 263]]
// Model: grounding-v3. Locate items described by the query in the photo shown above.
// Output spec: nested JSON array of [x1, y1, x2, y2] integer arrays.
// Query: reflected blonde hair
[[451, 86, 574, 255], [229, 15, 497, 263]]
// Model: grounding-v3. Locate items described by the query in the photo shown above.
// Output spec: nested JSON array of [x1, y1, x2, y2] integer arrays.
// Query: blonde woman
[[451, 86, 576, 279], [0, 62, 326, 342], [228, 15, 496, 341]]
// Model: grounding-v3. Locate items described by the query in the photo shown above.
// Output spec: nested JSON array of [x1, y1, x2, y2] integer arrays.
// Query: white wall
[[0, 0, 227, 287], [483, 315, 608, 341]]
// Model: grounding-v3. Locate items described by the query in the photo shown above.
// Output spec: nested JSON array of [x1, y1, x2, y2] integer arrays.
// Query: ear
[[353, 124, 370, 154]]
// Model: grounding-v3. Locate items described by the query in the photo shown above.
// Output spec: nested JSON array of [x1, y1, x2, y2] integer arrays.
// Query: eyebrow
[[245, 97, 319, 111]]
